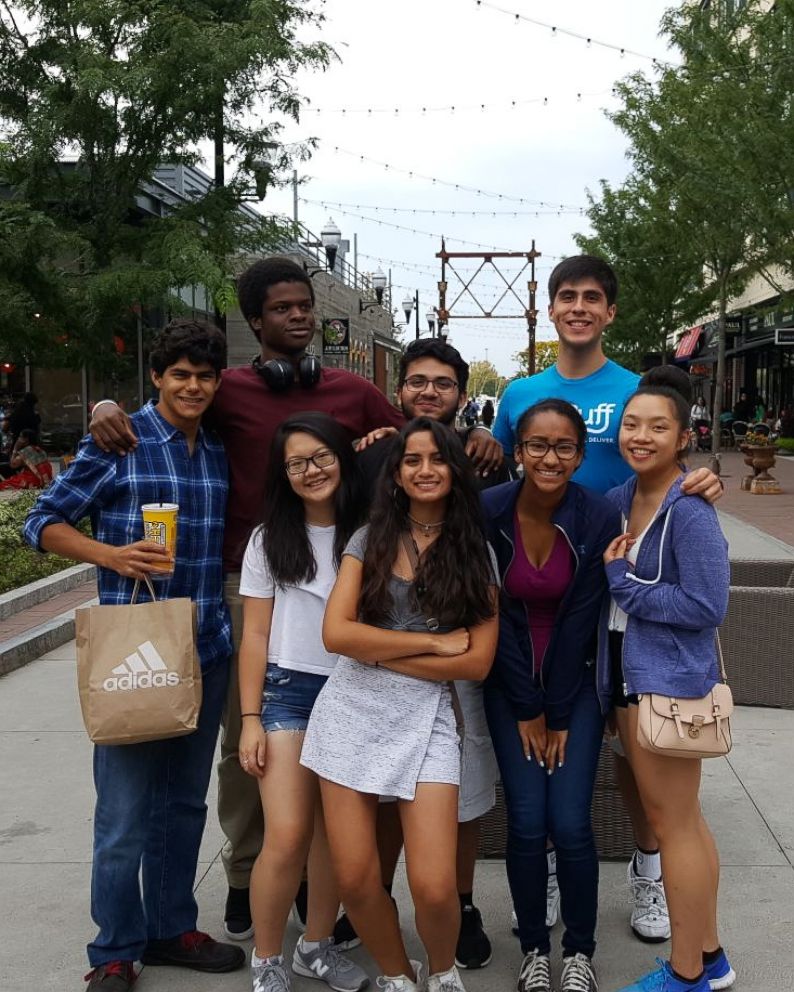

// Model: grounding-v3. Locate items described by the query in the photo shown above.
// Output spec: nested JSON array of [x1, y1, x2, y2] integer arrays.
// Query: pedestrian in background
[[481, 399, 495, 429]]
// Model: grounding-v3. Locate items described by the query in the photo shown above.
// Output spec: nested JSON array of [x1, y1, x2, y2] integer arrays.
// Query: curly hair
[[358, 418, 495, 628], [261, 412, 363, 586]]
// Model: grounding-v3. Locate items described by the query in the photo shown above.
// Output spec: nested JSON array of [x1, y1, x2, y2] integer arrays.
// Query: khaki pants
[[217, 573, 264, 888]]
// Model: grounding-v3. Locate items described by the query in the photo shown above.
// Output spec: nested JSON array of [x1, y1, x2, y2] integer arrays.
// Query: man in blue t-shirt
[[494, 255, 722, 946]]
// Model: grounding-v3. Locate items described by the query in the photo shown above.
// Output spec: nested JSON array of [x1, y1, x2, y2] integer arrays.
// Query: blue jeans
[[87, 659, 229, 967], [484, 669, 604, 958], [261, 663, 327, 732]]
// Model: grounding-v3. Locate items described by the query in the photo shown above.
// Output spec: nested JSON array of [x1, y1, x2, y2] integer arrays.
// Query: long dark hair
[[359, 417, 495, 628], [261, 412, 363, 586]]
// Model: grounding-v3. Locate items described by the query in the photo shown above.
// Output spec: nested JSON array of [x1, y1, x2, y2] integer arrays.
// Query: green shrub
[[776, 436, 794, 454], [0, 492, 90, 595]]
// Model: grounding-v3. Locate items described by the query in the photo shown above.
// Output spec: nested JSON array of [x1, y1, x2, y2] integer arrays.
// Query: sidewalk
[[0, 637, 792, 992], [1, 483, 793, 991]]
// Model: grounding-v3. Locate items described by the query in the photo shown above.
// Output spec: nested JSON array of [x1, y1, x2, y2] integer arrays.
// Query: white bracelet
[[89, 399, 118, 419]]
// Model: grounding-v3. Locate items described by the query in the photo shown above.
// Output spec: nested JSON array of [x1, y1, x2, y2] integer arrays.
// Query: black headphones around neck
[[252, 354, 322, 393]]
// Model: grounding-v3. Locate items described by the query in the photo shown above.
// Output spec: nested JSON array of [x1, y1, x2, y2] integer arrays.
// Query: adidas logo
[[102, 641, 180, 691]]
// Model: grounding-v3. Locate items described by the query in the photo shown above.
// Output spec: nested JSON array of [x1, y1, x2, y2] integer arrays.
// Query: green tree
[[467, 359, 506, 398], [606, 0, 792, 448], [575, 177, 709, 371], [0, 0, 333, 365], [512, 339, 558, 377]]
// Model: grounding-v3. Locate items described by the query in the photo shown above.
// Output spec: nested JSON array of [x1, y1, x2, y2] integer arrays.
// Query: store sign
[[775, 328, 794, 345], [322, 318, 350, 356]]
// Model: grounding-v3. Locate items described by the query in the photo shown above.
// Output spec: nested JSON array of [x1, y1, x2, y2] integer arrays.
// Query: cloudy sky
[[262, 0, 678, 375]]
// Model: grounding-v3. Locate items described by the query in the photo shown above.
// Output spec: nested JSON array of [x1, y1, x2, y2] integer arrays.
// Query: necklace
[[407, 513, 444, 537]]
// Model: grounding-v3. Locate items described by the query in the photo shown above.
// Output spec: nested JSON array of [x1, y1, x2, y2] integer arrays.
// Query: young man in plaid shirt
[[24, 319, 243, 992]]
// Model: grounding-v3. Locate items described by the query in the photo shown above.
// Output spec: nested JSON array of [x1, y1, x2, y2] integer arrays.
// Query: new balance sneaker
[[454, 904, 492, 969], [84, 961, 136, 991], [517, 949, 552, 992], [252, 954, 291, 992], [704, 949, 735, 990], [560, 953, 598, 992], [375, 960, 424, 992], [546, 871, 560, 927], [142, 930, 246, 972], [292, 937, 370, 991], [427, 964, 466, 991], [628, 862, 671, 943], [225, 885, 255, 941], [614, 960, 709, 992]]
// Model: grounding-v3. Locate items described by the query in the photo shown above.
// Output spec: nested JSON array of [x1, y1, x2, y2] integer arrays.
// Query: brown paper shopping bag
[[75, 576, 202, 745]]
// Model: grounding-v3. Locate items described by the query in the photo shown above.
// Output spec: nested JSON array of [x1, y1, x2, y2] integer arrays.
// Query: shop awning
[[674, 325, 704, 360]]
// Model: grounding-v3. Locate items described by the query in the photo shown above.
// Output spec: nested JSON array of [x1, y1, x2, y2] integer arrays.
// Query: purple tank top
[[504, 515, 574, 674]]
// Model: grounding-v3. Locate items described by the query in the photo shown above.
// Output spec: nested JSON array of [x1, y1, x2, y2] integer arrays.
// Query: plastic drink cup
[[141, 503, 178, 574]]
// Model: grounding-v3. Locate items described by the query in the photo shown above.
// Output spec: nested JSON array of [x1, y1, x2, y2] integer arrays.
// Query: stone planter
[[739, 444, 782, 494]]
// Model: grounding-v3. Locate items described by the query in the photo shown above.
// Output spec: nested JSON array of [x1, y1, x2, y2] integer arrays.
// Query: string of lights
[[474, 0, 672, 66], [304, 88, 612, 116], [301, 197, 584, 218], [328, 146, 584, 210], [301, 200, 515, 251]]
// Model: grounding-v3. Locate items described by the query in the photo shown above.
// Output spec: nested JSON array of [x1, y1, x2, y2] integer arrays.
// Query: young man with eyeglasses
[[356, 338, 514, 973], [494, 255, 722, 949]]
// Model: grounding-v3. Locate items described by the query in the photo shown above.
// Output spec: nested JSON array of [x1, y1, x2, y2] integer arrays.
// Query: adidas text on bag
[[76, 578, 202, 745]]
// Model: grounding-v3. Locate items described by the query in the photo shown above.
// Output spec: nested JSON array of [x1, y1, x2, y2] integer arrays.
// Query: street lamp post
[[426, 308, 436, 336], [320, 217, 342, 272], [402, 291, 420, 340]]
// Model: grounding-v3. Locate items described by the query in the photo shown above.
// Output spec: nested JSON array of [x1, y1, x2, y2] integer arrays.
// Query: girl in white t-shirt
[[237, 412, 367, 992]]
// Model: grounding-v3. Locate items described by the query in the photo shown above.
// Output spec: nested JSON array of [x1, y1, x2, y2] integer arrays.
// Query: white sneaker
[[376, 960, 424, 991], [427, 964, 466, 992], [546, 872, 560, 927], [517, 949, 551, 992], [627, 860, 671, 942], [560, 953, 598, 992]]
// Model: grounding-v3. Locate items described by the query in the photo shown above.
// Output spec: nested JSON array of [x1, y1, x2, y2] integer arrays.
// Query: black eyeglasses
[[517, 439, 581, 460], [402, 375, 459, 394], [284, 450, 337, 476]]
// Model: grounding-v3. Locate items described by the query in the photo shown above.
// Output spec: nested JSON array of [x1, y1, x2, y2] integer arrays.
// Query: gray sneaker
[[292, 937, 370, 991], [252, 955, 291, 992]]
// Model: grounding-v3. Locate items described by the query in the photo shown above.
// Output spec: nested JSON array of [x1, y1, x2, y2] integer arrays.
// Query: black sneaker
[[142, 930, 246, 973], [85, 961, 136, 991], [224, 886, 254, 941], [455, 904, 492, 969], [333, 912, 362, 950]]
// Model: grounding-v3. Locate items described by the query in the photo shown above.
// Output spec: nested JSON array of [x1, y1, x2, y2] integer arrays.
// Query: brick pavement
[[690, 449, 794, 549], [0, 577, 96, 641]]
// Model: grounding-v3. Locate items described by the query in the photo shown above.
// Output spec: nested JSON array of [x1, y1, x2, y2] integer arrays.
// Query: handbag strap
[[131, 574, 158, 604], [715, 631, 728, 684]]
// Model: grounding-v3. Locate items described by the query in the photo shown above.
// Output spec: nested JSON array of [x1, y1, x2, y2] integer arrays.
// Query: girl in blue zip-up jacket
[[604, 372, 733, 992], [481, 399, 620, 992]]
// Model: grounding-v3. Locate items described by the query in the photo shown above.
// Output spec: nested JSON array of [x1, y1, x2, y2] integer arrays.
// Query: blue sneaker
[[704, 950, 735, 990], [615, 960, 709, 992]]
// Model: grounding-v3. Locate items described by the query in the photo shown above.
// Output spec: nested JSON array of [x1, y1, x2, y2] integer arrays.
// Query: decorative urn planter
[[739, 441, 782, 494]]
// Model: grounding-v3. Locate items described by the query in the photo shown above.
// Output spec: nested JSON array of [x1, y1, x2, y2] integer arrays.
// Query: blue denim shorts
[[261, 663, 327, 732]]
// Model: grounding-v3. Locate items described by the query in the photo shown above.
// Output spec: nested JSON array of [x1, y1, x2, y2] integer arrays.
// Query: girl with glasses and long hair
[[301, 417, 499, 992], [480, 398, 621, 992], [236, 411, 369, 992]]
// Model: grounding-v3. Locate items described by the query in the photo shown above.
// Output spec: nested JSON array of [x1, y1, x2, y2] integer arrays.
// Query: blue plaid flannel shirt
[[24, 401, 232, 670]]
